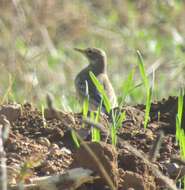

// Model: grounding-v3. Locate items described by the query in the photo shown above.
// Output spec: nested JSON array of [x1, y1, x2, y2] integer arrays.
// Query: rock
[[0, 104, 21, 122]]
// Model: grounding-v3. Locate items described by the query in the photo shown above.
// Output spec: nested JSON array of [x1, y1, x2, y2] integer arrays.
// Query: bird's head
[[74, 47, 107, 73]]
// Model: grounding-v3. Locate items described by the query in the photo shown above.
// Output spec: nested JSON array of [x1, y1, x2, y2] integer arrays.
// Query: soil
[[1, 96, 185, 190]]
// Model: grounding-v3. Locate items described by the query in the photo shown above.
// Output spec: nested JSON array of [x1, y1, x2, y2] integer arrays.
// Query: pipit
[[74, 47, 117, 113]]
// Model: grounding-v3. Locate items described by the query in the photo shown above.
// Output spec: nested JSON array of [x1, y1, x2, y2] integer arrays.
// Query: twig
[[148, 130, 164, 162], [10, 168, 96, 190], [83, 118, 109, 135]]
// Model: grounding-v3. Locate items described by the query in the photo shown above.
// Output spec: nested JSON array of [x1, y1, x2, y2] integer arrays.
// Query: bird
[[74, 47, 117, 113]]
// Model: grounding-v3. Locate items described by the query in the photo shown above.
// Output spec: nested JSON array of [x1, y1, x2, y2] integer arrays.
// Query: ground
[[1, 96, 185, 190]]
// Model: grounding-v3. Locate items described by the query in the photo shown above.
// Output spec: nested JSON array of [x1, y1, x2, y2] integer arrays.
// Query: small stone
[[50, 143, 60, 155], [61, 147, 71, 154], [165, 162, 180, 177], [38, 137, 51, 147], [50, 143, 59, 149], [145, 129, 154, 141]]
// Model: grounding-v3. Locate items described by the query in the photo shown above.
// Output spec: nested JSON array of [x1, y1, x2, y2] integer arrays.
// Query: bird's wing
[[75, 72, 115, 113], [88, 74, 112, 112], [88, 73, 117, 112], [76, 75, 107, 111], [98, 74, 118, 107], [75, 74, 102, 102], [88, 78, 105, 109]]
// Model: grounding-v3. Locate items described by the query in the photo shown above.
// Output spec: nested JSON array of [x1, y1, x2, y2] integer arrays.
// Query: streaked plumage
[[74, 47, 117, 113]]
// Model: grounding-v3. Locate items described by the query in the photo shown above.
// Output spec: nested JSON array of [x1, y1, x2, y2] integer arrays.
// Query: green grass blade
[[92, 101, 102, 142], [90, 110, 100, 142], [116, 111, 126, 129], [71, 130, 80, 148], [177, 88, 184, 127], [144, 87, 152, 128], [82, 80, 89, 127], [110, 110, 125, 145], [89, 71, 111, 113], [176, 115, 180, 142], [95, 99, 103, 122], [91, 127, 101, 142], [120, 68, 135, 105], [137, 50, 149, 88], [176, 88, 185, 187], [137, 50, 152, 128], [111, 126, 117, 146], [82, 97, 89, 118], [176, 89, 184, 142]]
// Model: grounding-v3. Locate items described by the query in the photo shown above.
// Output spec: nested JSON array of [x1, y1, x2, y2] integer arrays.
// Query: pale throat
[[89, 57, 107, 74]]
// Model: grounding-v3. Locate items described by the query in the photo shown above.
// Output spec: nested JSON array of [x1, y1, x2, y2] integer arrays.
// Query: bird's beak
[[74, 48, 86, 55]]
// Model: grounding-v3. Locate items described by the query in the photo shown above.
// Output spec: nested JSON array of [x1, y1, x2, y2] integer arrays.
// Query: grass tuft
[[137, 50, 152, 129]]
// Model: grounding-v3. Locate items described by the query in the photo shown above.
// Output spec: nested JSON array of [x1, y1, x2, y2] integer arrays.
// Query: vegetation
[[0, 1, 185, 109], [1, 1, 185, 189], [137, 50, 152, 128], [176, 89, 185, 189]]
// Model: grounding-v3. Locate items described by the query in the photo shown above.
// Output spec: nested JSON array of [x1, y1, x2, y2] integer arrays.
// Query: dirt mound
[[1, 96, 185, 189]]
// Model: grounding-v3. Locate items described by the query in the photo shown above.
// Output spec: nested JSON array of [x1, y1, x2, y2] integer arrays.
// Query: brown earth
[[1, 96, 185, 190]]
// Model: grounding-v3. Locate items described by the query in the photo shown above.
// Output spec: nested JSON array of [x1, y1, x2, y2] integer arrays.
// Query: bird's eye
[[87, 49, 92, 54]]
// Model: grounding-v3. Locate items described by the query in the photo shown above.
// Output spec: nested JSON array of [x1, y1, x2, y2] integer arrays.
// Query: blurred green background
[[0, 0, 185, 111]]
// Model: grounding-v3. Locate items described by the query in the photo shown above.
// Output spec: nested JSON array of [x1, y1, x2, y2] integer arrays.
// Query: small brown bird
[[74, 47, 117, 113]]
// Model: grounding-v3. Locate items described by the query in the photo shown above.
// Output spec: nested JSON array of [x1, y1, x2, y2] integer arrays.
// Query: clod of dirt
[[121, 106, 145, 128], [149, 96, 185, 132], [5, 103, 74, 183], [120, 170, 156, 190], [44, 108, 76, 127], [118, 148, 156, 190], [71, 141, 118, 189], [0, 103, 21, 122]]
